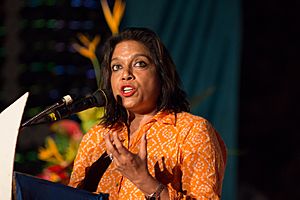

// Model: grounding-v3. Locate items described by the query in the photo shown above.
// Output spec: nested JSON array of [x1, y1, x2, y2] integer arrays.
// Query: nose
[[121, 67, 134, 80]]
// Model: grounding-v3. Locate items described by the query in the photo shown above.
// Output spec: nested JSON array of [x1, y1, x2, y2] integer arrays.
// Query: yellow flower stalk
[[101, 0, 126, 34], [72, 34, 101, 85], [72, 34, 100, 60], [38, 137, 66, 165]]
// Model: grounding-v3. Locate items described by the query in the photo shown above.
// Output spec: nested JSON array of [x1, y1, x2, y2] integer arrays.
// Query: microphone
[[21, 94, 74, 128], [21, 89, 109, 128], [46, 89, 109, 122]]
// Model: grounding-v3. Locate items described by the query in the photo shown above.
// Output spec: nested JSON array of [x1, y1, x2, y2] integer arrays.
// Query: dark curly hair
[[99, 27, 190, 127]]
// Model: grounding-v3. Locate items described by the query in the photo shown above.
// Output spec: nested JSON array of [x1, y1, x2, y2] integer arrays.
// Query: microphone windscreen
[[93, 89, 109, 107]]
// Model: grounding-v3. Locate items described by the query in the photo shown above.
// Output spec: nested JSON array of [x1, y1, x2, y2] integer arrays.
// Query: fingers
[[139, 133, 147, 161], [112, 132, 128, 155], [104, 133, 118, 156], [104, 132, 128, 158], [104, 131, 147, 164]]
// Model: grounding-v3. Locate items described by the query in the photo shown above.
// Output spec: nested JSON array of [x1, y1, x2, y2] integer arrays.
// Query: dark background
[[1, 0, 300, 199], [239, 0, 300, 199]]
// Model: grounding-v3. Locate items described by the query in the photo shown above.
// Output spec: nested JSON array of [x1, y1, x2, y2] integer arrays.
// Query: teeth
[[123, 87, 133, 93]]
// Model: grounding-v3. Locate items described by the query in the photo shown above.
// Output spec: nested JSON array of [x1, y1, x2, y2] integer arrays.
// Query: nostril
[[122, 74, 133, 80]]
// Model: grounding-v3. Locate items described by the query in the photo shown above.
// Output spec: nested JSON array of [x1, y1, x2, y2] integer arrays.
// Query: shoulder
[[175, 112, 219, 145], [175, 112, 210, 130], [177, 112, 227, 160]]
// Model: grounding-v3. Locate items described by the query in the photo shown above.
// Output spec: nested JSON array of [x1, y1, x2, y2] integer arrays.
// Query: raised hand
[[104, 132, 168, 199], [104, 132, 149, 185]]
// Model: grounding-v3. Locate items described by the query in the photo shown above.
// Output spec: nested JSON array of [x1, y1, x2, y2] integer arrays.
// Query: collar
[[150, 111, 176, 126], [115, 111, 177, 130]]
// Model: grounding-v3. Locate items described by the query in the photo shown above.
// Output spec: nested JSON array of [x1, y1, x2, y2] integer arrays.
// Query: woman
[[69, 27, 227, 199]]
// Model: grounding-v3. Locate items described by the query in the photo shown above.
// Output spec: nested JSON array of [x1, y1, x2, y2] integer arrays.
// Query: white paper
[[0, 92, 29, 200]]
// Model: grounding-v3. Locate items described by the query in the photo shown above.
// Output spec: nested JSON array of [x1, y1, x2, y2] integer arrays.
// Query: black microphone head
[[44, 89, 112, 122], [92, 89, 111, 107]]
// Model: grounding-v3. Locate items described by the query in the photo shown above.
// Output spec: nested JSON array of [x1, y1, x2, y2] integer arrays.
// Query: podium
[[13, 172, 108, 200]]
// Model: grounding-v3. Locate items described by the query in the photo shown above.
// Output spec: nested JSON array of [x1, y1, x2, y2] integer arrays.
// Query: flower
[[38, 120, 83, 169], [101, 0, 126, 35], [38, 137, 67, 166], [50, 119, 83, 142], [72, 34, 100, 60], [72, 34, 102, 86], [37, 165, 70, 183]]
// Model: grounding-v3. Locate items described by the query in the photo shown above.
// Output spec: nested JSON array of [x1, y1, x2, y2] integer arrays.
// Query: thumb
[[139, 133, 147, 161]]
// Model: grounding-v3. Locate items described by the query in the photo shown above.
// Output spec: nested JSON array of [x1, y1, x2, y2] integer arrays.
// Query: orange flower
[[72, 34, 100, 60], [72, 34, 102, 85], [101, 0, 126, 34]]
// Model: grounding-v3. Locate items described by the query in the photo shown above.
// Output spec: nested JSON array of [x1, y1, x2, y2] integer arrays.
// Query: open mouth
[[123, 86, 133, 93], [121, 85, 136, 97]]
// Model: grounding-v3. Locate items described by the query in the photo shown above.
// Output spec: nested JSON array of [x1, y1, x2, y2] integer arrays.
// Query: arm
[[178, 120, 227, 199]]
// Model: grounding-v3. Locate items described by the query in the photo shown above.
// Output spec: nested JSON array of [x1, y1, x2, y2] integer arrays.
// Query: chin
[[122, 101, 136, 109]]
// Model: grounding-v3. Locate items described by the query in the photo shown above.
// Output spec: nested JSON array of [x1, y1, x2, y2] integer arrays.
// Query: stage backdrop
[[122, 1, 241, 199]]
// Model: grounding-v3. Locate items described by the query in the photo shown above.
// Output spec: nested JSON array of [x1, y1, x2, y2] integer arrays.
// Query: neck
[[127, 110, 157, 135]]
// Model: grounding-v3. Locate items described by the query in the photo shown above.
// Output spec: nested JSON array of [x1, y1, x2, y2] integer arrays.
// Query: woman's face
[[110, 40, 160, 114]]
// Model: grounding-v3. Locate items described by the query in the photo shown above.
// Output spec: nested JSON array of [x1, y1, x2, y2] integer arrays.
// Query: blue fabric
[[14, 172, 109, 200], [122, 1, 241, 199]]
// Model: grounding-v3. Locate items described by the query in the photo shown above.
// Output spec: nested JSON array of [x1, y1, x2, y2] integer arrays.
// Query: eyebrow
[[111, 53, 152, 62]]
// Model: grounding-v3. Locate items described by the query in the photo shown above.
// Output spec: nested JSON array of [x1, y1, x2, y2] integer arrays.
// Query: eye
[[134, 61, 147, 68], [111, 64, 122, 71]]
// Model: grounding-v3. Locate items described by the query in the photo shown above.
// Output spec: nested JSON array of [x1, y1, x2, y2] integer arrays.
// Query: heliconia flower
[[101, 0, 126, 35], [72, 34, 100, 60], [72, 34, 101, 85], [38, 137, 66, 166], [38, 119, 84, 170], [37, 165, 69, 183], [50, 119, 83, 141]]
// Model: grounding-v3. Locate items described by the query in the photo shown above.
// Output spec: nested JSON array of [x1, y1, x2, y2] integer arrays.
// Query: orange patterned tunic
[[69, 111, 227, 199]]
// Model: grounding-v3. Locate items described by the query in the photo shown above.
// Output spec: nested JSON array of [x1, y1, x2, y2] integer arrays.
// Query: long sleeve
[[170, 120, 227, 199]]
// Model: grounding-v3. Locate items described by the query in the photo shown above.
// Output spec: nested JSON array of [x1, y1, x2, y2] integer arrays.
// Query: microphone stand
[[20, 103, 63, 129]]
